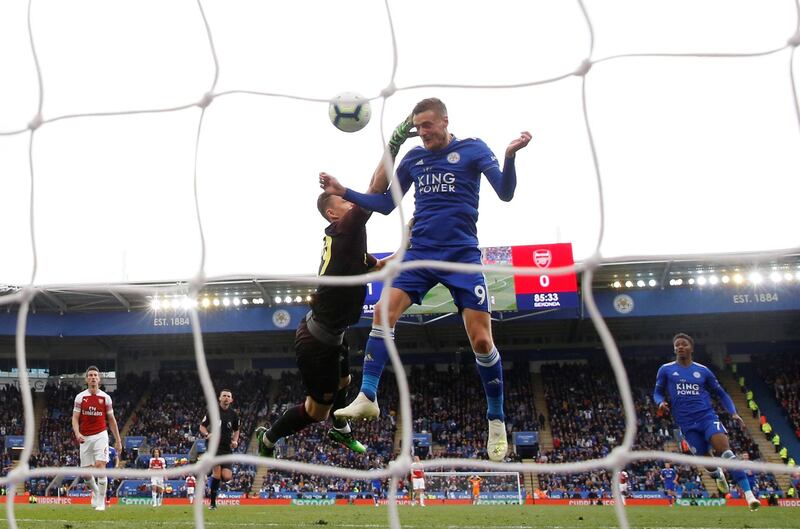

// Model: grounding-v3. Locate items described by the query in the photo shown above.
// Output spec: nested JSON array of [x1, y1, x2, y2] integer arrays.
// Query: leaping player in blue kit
[[319, 97, 531, 461], [654, 333, 761, 510]]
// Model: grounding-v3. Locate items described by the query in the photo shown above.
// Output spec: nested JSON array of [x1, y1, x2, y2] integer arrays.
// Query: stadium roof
[[1, 254, 798, 315]]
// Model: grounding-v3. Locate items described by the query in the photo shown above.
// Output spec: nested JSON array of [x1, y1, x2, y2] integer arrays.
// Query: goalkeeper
[[322, 98, 531, 461], [255, 117, 416, 457]]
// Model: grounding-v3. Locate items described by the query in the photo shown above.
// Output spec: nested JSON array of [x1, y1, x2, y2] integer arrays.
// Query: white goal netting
[[1, 1, 800, 529]]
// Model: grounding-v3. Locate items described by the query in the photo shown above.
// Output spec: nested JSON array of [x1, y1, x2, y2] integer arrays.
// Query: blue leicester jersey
[[653, 361, 736, 427], [660, 468, 676, 483], [107, 446, 117, 469], [344, 137, 512, 249], [397, 138, 499, 247]]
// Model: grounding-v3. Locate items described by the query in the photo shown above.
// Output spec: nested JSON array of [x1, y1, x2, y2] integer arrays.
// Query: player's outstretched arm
[[320, 172, 410, 215], [319, 172, 346, 197], [485, 131, 532, 202], [367, 153, 393, 194], [505, 131, 532, 159]]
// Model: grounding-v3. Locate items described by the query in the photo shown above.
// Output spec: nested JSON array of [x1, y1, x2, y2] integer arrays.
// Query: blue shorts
[[664, 481, 676, 491], [391, 246, 489, 313], [679, 415, 727, 456]]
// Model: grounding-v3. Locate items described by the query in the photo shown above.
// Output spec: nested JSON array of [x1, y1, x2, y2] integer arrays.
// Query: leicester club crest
[[272, 309, 291, 329], [613, 294, 634, 314]]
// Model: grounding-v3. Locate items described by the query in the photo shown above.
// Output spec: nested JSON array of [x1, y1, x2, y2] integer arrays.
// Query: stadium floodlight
[[180, 297, 194, 310], [721, 275, 730, 284], [160, 299, 171, 310], [274, 296, 282, 304], [233, 297, 241, 306], [283, 295, 292, 304], [784, 272, 793, 281], [636, 280, 645, 287], [624, 280, 633, 288], [749, 272, 763, 285], [212, 298, 220, 307], [688, 278, 695, 285], [305, 295, 312, 302], [696, 276, 707, 286], [733, 273, 744, 284], [675, 278, 683, 286], [294, 295, 302, 303], [149, 298, 161, 311], [241, 298, 249, 305], [648, 279, 657, 287], [709, 275, 719, 285], [222, 298, 231, 307], [770, 271, 782, 283], [200, 298, 211, 308], [612, 281, 621, 288], [796, 271, 800, 281]]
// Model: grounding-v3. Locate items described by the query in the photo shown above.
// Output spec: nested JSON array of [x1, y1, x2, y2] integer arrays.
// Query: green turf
[[405, 272, 517, 315], [1, 504, 796, 529]]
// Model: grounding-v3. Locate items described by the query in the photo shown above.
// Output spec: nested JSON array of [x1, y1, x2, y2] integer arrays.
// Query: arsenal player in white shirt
[[149, 448, 167, 507], [71, 366, 122, 511]]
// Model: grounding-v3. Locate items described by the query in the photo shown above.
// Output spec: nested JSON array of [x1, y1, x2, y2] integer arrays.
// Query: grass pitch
[[1, 504, 796, 529]]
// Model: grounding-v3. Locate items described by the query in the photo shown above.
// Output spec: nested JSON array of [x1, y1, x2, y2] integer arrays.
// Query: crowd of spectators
[[481, 246, 512, 265], [409, 362, 537, 460], [259, 369, 398, 497], [0, 385, 25, 438], [758, 353, 800, 441]]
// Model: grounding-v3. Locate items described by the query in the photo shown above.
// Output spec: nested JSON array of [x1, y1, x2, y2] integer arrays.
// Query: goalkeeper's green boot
[[255, 426, 275, 458], [328, 428, 367, 454]]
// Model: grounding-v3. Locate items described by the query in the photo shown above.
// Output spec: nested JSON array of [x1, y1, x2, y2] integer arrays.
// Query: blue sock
[[721, 450, 752, 493], [360, 326, 393, 401], [475, 346, 504, 421]]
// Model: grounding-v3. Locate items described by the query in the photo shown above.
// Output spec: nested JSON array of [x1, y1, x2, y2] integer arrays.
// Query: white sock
[[97, 477, 107, 503], [152, 491, 158, 504], [88, 476, 99, 494], [334, 422, 352, 434]]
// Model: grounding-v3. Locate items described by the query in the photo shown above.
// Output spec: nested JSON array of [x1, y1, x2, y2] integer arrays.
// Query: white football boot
[[333, 392, 380, 421], [487, 419, 509, 461]]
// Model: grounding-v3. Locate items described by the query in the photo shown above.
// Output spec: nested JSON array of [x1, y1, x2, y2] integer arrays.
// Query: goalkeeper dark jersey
[[310, 205, 377, 332]]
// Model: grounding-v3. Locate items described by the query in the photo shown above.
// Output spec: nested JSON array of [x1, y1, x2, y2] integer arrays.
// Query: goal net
[[1, 2, 799, 529], [424, 471, 523, 505]]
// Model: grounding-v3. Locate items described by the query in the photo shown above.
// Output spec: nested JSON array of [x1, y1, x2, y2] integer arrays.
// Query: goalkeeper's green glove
[[387, 114, 417, 158]]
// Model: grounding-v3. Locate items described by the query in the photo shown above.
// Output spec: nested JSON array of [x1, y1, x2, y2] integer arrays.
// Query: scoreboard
[[363, 243, 579, 316], [511, 243, 578, 311]]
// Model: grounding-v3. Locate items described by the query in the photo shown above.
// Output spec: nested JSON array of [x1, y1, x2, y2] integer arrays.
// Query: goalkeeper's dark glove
[[387, 114, 418, 158]]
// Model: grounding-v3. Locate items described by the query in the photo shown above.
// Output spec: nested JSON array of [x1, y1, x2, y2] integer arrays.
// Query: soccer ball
[[329, 92, 371, 133]]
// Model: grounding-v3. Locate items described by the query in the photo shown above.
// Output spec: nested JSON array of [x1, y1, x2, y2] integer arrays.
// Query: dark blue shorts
[[390, 246, 489, 313]]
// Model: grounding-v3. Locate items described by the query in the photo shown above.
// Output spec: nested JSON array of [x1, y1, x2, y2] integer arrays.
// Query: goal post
[[423, 471, 523, 505]]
